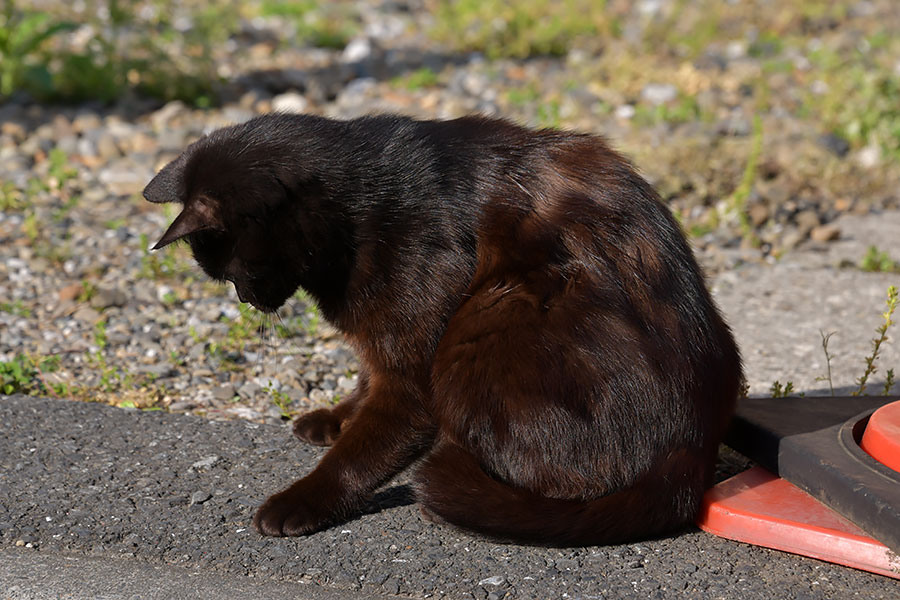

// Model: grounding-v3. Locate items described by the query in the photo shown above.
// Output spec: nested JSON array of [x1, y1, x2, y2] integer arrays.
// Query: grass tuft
[[853, 285, 898, 396], [860, 245, 900, 273], [432, 0, 611, 59]]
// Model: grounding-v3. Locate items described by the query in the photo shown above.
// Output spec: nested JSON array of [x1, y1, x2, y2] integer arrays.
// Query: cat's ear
[[143, 156, 187, 205], [152, 199, 222, 250]]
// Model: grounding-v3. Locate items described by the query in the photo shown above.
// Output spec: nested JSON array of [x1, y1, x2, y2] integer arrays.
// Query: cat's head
[[143, 126, 309, 313]]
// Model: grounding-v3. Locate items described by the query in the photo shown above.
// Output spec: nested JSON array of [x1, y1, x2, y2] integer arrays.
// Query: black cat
[[144, 113, 742, 545]]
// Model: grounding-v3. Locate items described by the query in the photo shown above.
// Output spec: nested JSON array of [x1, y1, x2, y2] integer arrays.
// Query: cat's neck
[[283, 116, 485, 328]]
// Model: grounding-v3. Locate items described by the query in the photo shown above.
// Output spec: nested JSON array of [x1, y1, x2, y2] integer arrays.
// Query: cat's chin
[[250, 302, 281, 314], [241, 293, 282, 313], [233, 285, 281, 313]]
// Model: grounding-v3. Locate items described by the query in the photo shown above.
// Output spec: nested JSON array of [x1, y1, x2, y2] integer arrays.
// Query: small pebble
[[190, 490, 212, 505], [271, 92, 308, 114], [191, 456, 219, 470], [810, 224, 841, 242]]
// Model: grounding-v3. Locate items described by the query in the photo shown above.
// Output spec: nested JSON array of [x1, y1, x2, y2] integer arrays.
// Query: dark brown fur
[[144, 113, 742, 545]]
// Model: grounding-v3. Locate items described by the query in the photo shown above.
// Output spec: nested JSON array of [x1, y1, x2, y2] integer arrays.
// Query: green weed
[[161, 290, 178, 306], [118, 400, 163, 411], [139, 233, 190, 280], [633, 94, 703, 127], [47, 147, 77, 186], [835, 73, 900, 161], [258, 0, 358, 49], [2, 149, 79, 265], [804, 286, 900, 397], [537, 100, 562, 129], [77, 280, 97, 303], [84, 320, 150, 395], [0, 1, 76, 97], [0, 0, 233, 105], [860, 245, 900, 273], [0, 353, 63, 396], [168, 349, 185, 367], [853, 285, 898, 396], [128, 2, 235, 106], [806, 38, 900, 163], [305, 308, 320, 336], [0, 332, 163, 409], [688, 222, 715, 239], [93, 320, 108, 350], [641, 0, 720, 58], [723, 115, 763, 247], [265, 382, 294, 419], [505, 85, 541, 107], [286, 289, 322, 337], [0, 180, 27, 212], [223, 303, 262, 350], [20, 212, 38, 244], [204, 340, 240, 371], [206, 340, 223, 362], [748, 31, 784, 59], [0, 300, 32, 318], [769, 380, 795, 398], [392, 67, 439, 91], [815, 331, 837, 397], [432, 0, 610, 59]]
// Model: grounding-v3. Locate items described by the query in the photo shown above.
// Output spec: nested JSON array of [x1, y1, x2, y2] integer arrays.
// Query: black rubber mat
[[725, 395, 900, 554]]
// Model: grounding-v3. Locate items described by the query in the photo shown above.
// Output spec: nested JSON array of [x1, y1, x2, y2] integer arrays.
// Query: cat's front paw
[[252, 487, 331, 537], [292, 408, 342, 446]]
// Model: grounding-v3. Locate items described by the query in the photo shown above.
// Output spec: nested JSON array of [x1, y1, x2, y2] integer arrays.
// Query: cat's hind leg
[[292, 369, 368, 446]]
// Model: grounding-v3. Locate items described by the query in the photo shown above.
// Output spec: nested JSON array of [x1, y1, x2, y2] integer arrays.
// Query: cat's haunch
[[144, 113, 742, 545]]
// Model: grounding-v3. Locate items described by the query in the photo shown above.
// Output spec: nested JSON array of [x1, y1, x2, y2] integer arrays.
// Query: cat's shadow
[[362, 483, 416, 515]]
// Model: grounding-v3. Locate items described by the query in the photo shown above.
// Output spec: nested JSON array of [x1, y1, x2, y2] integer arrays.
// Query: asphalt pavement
[[2, 210, 899, 599]]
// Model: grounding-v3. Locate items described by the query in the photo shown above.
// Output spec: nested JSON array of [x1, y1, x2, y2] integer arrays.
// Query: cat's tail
[[413, 441, 709, 546]]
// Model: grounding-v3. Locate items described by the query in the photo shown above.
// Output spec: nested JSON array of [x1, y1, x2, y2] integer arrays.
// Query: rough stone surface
[[712, 211, 900, 397], [2, 395, 897, 599]]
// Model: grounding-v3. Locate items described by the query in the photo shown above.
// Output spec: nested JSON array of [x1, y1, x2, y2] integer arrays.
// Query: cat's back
[[443, 117, 736, 378]]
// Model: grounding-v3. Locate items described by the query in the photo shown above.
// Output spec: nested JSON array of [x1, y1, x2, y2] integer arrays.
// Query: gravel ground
[[2, 394, 898, 599], [2, 2, 899, 419]]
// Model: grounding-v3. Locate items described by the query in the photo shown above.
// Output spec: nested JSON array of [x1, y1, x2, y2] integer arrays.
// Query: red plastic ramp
[[697, 466, 900, 580], [724, 395, 900, 552]]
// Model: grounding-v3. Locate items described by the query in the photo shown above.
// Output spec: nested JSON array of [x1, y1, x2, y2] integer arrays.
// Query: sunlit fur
[[144, 114, 743, 546]]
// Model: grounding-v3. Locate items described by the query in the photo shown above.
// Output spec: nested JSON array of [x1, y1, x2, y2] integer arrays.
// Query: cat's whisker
[[263, 313, 274, 370], [257, 312, 267, 365], [252, 308, 266, 374], [276, 298, 302, 357], [268, 311, 280, 372], [282, 310, 306, 360], [276, 312, 291, 347]]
